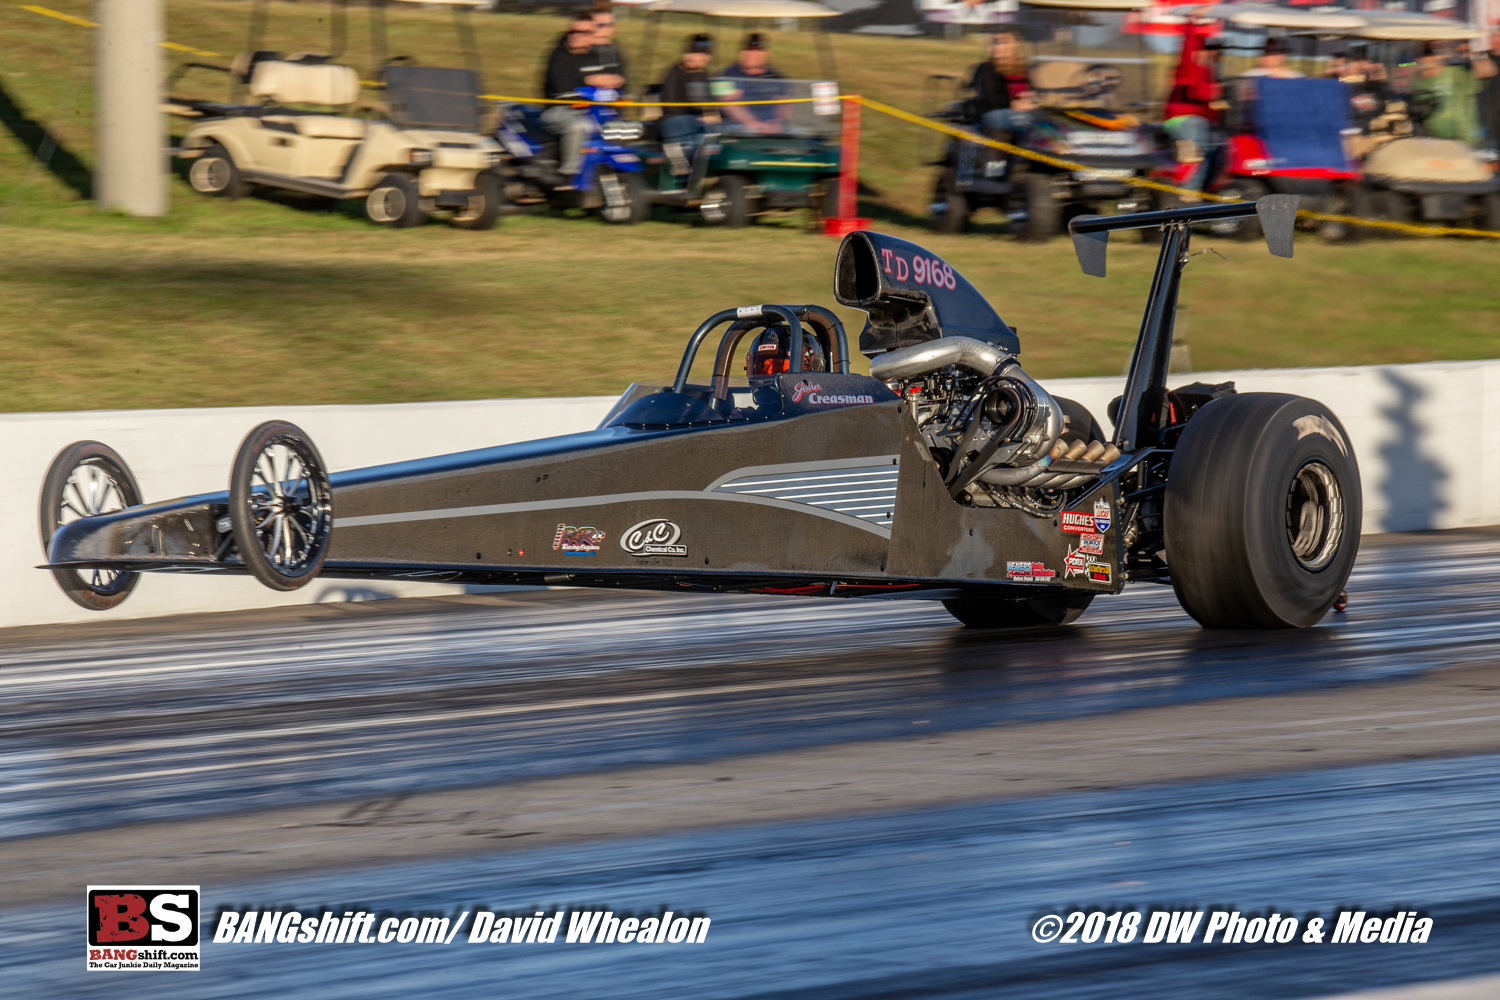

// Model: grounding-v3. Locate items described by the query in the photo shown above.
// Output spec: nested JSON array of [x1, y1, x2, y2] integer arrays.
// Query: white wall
[[6, 358, 1496, 629]]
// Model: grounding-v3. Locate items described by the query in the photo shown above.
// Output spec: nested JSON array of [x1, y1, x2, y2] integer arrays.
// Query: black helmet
[[745, 325, 826, 379]]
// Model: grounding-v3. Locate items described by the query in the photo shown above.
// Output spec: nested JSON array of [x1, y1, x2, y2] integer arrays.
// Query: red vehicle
[[1153, 76, 1362, 241]]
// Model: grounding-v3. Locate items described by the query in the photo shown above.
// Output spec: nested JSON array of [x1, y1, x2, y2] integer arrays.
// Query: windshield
[[706, 78, 842, 137]]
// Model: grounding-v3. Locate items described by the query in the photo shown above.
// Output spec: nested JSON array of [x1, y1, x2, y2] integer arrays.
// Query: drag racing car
[[40, 196, 1359, 630]]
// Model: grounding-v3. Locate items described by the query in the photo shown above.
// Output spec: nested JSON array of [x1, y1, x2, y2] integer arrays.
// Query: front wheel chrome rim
[[1286, 459, 1344, 571], [59, 461, 130, 592], [247, 440, 330, 575]]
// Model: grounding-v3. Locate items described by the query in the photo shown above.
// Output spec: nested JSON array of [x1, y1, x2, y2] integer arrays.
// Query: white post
[[95, 0, 167, 216]]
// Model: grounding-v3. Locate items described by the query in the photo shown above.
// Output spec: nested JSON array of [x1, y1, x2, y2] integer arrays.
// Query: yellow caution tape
[[856, 96, 1500, 239], [14, 2, 1500, 238], [22, 3, 94, 27]]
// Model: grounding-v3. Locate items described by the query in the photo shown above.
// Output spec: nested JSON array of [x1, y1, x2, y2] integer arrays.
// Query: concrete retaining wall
[[7, 358, 1496, 629]]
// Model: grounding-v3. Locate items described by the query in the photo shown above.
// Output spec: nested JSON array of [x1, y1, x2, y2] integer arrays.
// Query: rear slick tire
[[943, 593, 1093, 629], [1164, 393, 1361, 629]]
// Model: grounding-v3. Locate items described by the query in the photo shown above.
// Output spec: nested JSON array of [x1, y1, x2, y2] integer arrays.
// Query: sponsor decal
[[1063, 546, 1089, 578], [622, 518, 688, 557], [790, 380, 875, 406], [1079, 532, 1105, 556], [1093, 499, 1112, 534], [878, 248, 958, 290], [1061, 511, 1096, 534], [1007, 561, 1056, 582], [1088, 562, 1112, 584], [87, 886, 200, 971], [552, 523, 605, 556]]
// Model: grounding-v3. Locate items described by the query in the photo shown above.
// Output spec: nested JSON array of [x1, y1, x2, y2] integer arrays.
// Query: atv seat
[[1240, 78, 1354, 172], [249, 60, 362, 108]]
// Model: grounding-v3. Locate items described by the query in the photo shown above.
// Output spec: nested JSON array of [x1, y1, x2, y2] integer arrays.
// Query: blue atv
[[493, 86, 651, 224]]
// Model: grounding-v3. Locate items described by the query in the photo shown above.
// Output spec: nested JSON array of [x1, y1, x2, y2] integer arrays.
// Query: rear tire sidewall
[[598, 168, 650, 225], [38, 441, 142, 610], [229, 420, 333, 591], [706, 174, 751, 229], [366, 173, 425, 228], [1165, 393, 1362, 628]]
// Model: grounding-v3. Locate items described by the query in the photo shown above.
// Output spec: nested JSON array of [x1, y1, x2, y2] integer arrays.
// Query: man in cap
[[659, 34, 716, 170], [718, 33, 787, 134]]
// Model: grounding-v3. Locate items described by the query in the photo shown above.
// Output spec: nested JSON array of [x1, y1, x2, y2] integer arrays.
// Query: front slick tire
[[1164, 393, 1361, 629], [39, 441, 142, 611], [943, 593, 1093, 628], [229, 421, 334, 592]]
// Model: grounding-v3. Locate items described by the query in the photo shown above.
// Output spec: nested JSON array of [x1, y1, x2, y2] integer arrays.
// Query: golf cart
[[1149, 6, 1365, 242], [929, 0, 1163, 240], [173, 0, 504, 229], [633, 0, 846, 226], [1340, 14, 1500, 233]]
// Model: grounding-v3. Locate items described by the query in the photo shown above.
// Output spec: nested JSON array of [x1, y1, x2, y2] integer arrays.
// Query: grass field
[[1, 1, 1497, 411]]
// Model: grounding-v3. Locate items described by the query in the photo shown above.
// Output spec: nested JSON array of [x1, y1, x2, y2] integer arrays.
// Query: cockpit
[[600, 304, 894, 429]]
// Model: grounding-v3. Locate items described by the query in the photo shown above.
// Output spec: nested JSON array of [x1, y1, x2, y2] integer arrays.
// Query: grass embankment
[[0, 2, 1496, 410]]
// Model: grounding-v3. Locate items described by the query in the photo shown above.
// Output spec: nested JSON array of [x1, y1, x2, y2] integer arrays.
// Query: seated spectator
[[659, 34, 715, 171], [968, 29, 1035, 138], [1413, 42, 1486, 146], [1162, 26, 1226, 196], [1239, 37, 1304, 79], [718, 34, 788, 134], [541, 15, 620, 184], [590, 1, 628, 93]]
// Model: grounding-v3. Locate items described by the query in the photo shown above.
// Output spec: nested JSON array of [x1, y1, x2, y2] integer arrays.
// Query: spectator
[[541, 15, 613, 184], [1162, 25, 1225, 195], [659, 33, 715, 170], [967, 29, 1035, 138], [1481, 33, 1500, 151], [1239, 37, 1303, 79], [590, 1, 628, 92], [719, 34, 786, 134], [1412, 42, 1485, 146]]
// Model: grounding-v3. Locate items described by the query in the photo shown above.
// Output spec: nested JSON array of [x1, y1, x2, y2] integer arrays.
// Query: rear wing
[[1068, 195, 1299, 278], [1067, 195, 1300, 453]]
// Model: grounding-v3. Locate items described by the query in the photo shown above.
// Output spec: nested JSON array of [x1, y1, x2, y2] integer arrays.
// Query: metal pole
[[95, 0, 167, 216]]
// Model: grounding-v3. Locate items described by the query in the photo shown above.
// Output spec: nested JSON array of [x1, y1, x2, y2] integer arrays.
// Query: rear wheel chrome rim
[[58, 461, 130, 593], [1286, 459, 1344, 571], [246, 440, 331, 575]]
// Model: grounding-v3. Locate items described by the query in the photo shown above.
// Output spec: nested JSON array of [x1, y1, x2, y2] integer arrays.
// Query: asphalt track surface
[[6, 528, 1500, 998]]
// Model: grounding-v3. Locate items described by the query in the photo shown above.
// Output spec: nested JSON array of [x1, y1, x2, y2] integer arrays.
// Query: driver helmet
[[745, 325, 826, 379]]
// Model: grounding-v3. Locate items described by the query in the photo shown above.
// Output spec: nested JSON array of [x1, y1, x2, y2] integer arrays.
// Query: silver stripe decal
[[712, 460, 900, 528], [334, 489, 891, 538], [703, 455, 899, 492]]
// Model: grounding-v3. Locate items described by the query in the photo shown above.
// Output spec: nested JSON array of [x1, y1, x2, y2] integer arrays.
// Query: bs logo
[[87, 887, 200, 946]]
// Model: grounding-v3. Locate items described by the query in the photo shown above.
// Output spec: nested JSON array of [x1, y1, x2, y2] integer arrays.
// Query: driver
[[718, 34, 789, 134], [745, 325, 827, 378]]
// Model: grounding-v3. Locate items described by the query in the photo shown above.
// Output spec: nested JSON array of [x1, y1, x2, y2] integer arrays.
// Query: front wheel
[[598, 168, 650, 225], [228, 421, 334, 592], [1017, 172, 1058, 242], [38, 441, 143, 611], [187, 143, 251, 200], [1212, 179, 1269, 240], [943, 593, 1094, 628], [701, 174, 751, 228], [452, 171, 504, 230], [1164, 393, 1362, 629], [929, 169, 969, 234], [365, 173, 425, 228]]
